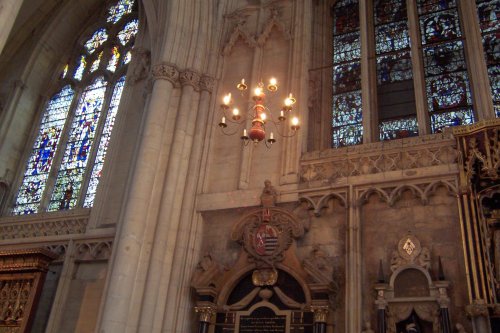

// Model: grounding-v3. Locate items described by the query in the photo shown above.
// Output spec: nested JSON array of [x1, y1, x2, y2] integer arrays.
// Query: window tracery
[[12, 0, 138, 215]]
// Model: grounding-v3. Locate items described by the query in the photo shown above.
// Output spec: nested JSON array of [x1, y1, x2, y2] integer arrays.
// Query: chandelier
[[218, 77, 300, 147]]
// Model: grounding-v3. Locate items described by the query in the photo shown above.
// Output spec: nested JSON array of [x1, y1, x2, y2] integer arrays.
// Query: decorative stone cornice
[[200, 75, 215, 93], [179, 69, 201, 90], [0, 248, 57, 272], [151, 62, 179, 84], [0, 213, 89, 241]]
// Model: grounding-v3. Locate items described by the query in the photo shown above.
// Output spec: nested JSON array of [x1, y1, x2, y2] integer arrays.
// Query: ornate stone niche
[[0, 248, 57, 333], [191, 182, 339, 333], [375, 233, 451, 333]]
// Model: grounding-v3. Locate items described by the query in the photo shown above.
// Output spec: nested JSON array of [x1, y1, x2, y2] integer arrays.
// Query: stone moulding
[[0, 211, 89, 241], [300, 133, 458, 185]]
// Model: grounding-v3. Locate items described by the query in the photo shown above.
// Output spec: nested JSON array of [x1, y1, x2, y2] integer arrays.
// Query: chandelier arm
[[220, 126, 244, 136]]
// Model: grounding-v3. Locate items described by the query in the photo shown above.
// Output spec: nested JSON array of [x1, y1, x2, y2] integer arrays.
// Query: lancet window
[[330, 0, 498, 147], [12, 0, 138, 215]]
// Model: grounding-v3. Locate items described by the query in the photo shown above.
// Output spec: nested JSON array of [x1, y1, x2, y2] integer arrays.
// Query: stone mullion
[[346, 185, 362, 333], [39, 86, 84, 212], [406, 0, 430, 135], [360, 0, 378, 143], [97, 68, 178, 332], [458, 0, 495, 120], [139, 70, 201, 332]]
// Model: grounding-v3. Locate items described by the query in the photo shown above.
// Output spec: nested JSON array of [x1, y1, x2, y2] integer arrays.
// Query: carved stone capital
[[200, 75, 215, 93], [151, 62, 179, 84], [194, 305, 217, 323], [465, 300, 489, 318], [310, 305, 329, 323], [179, 69, 201, 89]]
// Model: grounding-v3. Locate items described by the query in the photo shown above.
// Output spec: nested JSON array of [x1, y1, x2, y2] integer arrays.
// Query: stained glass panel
[[84, 77, 126, 207], [419, 10, 461, 45], [118, 19, 139, 46], [333, 62, 361, 94], [333, 32, 361, 63], [62, 64, 69, 79], [48, 78, 108, 211], [375, 21, 410, 54], [417, 0, 455, 15], [107, 46, 121, 72], [422, 40, 467, 76], [333, 0, 360, 35], [377, 52, 413, 84], [13, 86, 74, 215], [124, 51, 132, 64], [90, 52, 103, 72], [380, 117, 419, 141], [375, 0, 407, 24], [430, 109, 475, 132], [84, 29, 108, 54], [332, 0, 362, 148], [74, 55, 86, 80], [107, 0, 135, 23], [477, 0, 500, 118]]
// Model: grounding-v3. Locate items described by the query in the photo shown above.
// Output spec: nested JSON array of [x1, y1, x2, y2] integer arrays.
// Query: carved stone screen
[[238, 307, 287, 333]]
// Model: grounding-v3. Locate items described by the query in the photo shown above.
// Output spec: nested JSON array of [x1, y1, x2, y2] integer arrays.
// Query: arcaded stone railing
[[300, 133, 458, 186], [0, 209, 90, 240]]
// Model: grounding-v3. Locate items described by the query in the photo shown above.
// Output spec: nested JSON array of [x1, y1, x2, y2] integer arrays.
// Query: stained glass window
[[13, 0, 137, 215], [107, 0, 135, 23], [417, 0, 475, 132], [332, 0, 363, 147], [84, 29, 108, 54], [12, 86, 75, 215], [118, 20, 139, 46], [48, 78, 108, 211], [476, 0, 500, 117], [375, 0, 418, 140], [84, 77, 126, 207]]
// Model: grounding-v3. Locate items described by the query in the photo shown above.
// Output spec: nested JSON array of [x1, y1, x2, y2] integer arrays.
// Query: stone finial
[[260, 180, 277, 207]]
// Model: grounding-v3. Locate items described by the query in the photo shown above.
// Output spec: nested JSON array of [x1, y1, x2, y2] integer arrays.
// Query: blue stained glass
[[74, 55, 86, 80], [333, 32, 361, 63], [332, 91, 363, 127], [426, 73, 471, 112], [422, 40, 467, 76], [417, 0, 456, 15], [377, 52, 413, 84], [107, 0, 135, 23], [84, 29, 108, 54], [477, 1, 500, 33], [375, 0, 407, 24], [477, 1, 500, 118], [90, 52, 103, 72], [107, 46, 121, 72], [84, 77, 126, 207], [333, 124, 363, 147], [48, 78, 108, 211], [375, 22, 410, 54], [333, 62, 361, 94], [430, 109, 475, 133], [420, 10, 461, 45], [124, 51, 132, 64], [333, 0, 360, 35], [118, 19, 139, 46], [380, 117, 419, 141], [13, 86, 75, 215]]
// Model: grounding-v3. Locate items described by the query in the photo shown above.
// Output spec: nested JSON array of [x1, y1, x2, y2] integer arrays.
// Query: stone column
[[311, 305, 329, 333], [0, 0, 23, 56], [347, 185, 362, 333], [97, 64, 179, 333]]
